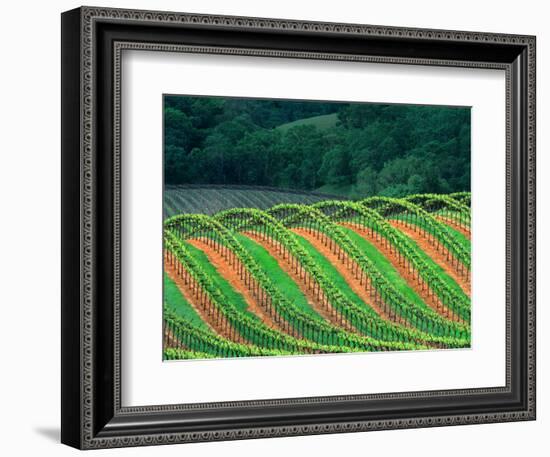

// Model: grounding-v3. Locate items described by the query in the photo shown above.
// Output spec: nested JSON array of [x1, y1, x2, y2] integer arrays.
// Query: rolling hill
[[163, 192, 472, 359], [275, 113, 339, 132], [164, 185, 347, 218]]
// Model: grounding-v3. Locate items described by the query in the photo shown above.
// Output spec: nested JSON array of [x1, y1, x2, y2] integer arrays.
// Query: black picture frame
[[61, 6, 536, 449]]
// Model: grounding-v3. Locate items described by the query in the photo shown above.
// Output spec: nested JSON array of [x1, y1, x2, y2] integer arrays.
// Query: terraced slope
[[163, 192, 471, 360]]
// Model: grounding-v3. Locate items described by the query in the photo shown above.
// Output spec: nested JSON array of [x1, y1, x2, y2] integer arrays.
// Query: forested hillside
[[164, 96, 470, 199]]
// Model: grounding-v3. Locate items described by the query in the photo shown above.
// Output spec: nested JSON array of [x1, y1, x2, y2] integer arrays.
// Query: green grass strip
[[183, 241, 261, 321], [392, 213, 471, 255], [164, 274, 213, 333], [383, 223, 469, 301], [164, 348, 218, 360], [439, 224, 471, 254], [292, 234, 381, 318], [406, 236, 469, 300], [337, 226, 434, 313], [425, 211, 471, 253], [235, 233, 325, 322]]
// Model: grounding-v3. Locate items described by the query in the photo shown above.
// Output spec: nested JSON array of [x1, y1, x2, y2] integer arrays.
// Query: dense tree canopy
[[164, 95, 470, 198]]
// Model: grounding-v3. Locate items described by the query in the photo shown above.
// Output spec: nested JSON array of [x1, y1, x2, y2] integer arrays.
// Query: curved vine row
[[164, 307, 294, 358], [165, 229, 425, 352], [361, 196, 470, 271], [265, 204, 469, 339], [449, 191, 471, 206], [311, 200, 470, 321], [404, 193, 471, 230], [214, 207, 469, 346], [164, 192, 473, 358]]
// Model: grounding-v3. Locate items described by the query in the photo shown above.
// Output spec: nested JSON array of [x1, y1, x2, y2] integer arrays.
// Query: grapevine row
[[361, 196, 471, 271], [213, 208, 469, 346], [165, 229, 424, 352], [266, 203, 470, 338], [449, 191, 471, 206], [164, 307, 293, 358], [405, 193, 471, 228], [311, 200, 470, 321]]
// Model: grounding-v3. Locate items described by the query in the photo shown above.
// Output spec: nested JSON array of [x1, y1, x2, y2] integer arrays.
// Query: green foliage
[[163, 192, 473, 358], [183, 242, 259, 319], [276, 113, 339, 132], [164, 348, 218, 360], [165, 216, 424, 351], [213, 207, 468, 345], [166, 232, 342, 353], [339, 226, 433, 313], [269, 203, 470, 335], [164, 96, 470, 198], [164, 307, 293, 358], [235, 234, 324, 321], [449, 191, 471, 206], [318, 146, 352, 186], [363, 196, 470, 269], [292, 234, 381, 317], [313, 199, 470, 320], [164, 274, 212, 332]]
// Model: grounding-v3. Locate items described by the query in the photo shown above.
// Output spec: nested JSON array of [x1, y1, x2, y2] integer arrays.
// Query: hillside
[[163, 192, 472, 359], [163, 185, 347, 218], [275, 113, 339, 132], [164, 96, 471, 198]]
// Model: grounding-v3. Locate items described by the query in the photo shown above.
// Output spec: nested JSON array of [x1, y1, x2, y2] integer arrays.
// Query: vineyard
[[163, 191, 472, 360], [164, 185, 347, 218]]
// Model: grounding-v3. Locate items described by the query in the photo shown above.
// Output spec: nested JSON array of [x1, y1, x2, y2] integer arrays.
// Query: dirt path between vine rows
[[242, 232, 357, 332], [288, 228, 407, 326], [387, 221, 471, 297], [163, 325, 180, 349], [340, 223, 463, 323], [164, 253, 243, 342], [186, 239, 288, 333], [435, 216, 471, 240]]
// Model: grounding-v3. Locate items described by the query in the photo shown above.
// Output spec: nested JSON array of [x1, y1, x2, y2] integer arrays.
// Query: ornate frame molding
[[61, 6, 536, 449]]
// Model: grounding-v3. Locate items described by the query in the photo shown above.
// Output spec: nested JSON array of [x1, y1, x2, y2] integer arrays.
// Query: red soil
[[289, 228, 408, 327], [242, 231, 357, 332], [163, 326, 179, 349], [186, 238, 288, 333], [435, 216, 471, 240], [340, 223, 463, 323], [164, 253, 244, 342], [387, 220, 471, 297]]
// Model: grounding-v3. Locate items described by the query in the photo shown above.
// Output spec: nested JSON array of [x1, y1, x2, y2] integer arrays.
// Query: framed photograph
[[61, 6, 536, 449]]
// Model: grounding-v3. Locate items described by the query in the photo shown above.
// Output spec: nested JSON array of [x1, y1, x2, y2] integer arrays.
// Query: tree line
[[164, 95, 470, 198]]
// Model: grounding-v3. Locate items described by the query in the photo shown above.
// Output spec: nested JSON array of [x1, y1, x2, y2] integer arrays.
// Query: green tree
[[163, 95, 471, 197], [352, 166, 378, 198], [318, 146, 352, 186]]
